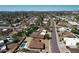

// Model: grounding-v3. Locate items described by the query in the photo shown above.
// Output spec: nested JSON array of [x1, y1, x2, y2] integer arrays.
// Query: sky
[[0, 5, 79, 11]]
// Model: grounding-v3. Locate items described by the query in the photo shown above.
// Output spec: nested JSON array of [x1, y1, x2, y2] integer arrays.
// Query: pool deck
[[25, 37, 33, 47]]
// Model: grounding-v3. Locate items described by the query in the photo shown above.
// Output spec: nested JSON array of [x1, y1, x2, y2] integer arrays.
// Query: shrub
[[71, 28, 79, 34], [44, 34, 50, 39], [64, 41, 66, 44], [66, 46, 70, 49], [59, 40, 62, 42], [12, 34, 19, 43], [76, 43, 79, 48], [13, 38, 19, 43]]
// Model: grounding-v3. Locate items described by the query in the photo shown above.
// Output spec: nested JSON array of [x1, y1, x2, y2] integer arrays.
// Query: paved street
[[50, 20, 60, 53]]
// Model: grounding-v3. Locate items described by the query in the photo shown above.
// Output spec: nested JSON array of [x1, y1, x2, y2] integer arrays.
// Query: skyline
[[0, 5, 79, 11]]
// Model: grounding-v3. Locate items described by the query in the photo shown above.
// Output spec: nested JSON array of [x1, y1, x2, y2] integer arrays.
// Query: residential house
[[68, 21, 79, 29], [29, 39, 45, 49], [30, 29, 46, 39], [58, 27, 71, 32], [63, 32, 79, 48]]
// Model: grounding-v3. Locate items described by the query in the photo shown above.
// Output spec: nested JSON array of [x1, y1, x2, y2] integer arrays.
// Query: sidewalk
[[49, 40, 52, 53]]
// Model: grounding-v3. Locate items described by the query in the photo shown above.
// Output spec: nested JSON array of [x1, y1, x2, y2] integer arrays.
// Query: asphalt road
[[50, 21, 60, 53]]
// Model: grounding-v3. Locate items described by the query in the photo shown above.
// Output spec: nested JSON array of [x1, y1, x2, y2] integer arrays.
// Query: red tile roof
[[63, 32, 75, 38], [7, 43, 18, 52], [29, 39, 45, 49]]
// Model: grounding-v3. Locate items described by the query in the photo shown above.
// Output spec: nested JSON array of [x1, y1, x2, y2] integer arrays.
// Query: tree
[[71, 27, 79, 34], [44, 34, 50, 39], [4, 39, 9, 50], [76, 43, 79, 48], [12, 34, 19, 43], [74, 15, 79, 22]]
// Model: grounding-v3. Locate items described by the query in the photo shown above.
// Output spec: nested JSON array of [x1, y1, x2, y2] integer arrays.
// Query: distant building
[[68, 21, 78, 25], [57, 21, 68, 27], [68, 21, 79, 28]]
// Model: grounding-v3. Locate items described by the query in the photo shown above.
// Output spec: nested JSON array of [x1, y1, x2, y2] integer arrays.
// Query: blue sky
[[0, 5, 79, 11]]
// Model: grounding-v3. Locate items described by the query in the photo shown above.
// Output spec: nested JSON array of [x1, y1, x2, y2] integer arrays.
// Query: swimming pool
[[20, 43, 28, 49]]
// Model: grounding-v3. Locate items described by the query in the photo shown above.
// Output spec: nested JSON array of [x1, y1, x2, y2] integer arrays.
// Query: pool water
[[20, 43, 28, 48]]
